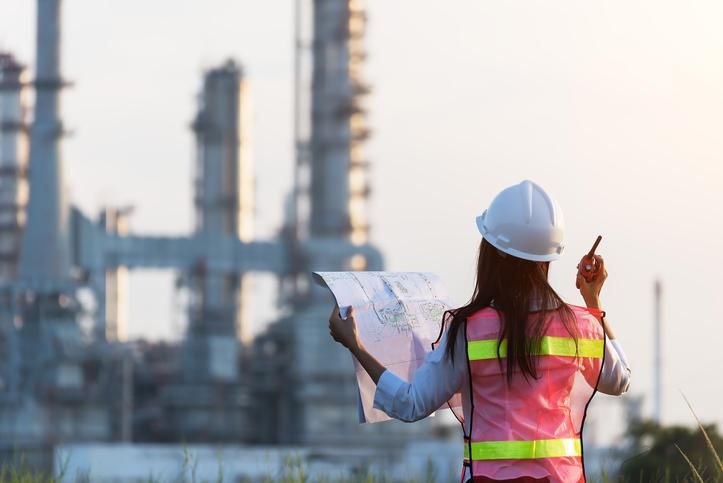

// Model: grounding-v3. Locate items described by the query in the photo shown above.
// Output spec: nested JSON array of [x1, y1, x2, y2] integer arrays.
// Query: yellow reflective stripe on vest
[[467, 336, 603, 360], [463, 438, 582, 460]]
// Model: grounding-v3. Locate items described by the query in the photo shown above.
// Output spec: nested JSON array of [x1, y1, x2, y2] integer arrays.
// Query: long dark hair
[[444, 238, 578, 382]]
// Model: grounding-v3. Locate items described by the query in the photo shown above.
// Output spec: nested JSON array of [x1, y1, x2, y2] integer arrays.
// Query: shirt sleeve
[[596, 335, 631, 396], [372, 328, 466, 422]]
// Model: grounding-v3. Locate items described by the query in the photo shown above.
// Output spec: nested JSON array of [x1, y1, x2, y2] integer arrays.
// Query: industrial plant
[[0, 0, 448, 477], [0, 0, 647, 480]]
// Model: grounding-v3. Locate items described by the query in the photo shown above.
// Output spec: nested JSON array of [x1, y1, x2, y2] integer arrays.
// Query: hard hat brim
[[476, 213, 564, 263]]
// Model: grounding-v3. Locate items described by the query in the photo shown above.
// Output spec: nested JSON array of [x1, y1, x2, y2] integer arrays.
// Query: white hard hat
[[475, 180, 565, 262]]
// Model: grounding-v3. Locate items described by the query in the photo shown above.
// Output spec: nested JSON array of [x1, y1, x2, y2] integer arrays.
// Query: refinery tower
[[249, 0, 436, 447]]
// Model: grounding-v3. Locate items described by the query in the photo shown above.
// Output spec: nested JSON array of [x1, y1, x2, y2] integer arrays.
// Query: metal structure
[[154, 61, 255, 442], [653, 279, 662, 423], [0, 54, 27, 423], [308, 0, 370, 243], [0, 51, 28, 423], [249, 0, 436, 447], [0, 53, 29, 281], [0, 1, 115, 467], [0, 0, 437, 462], [99, 206, 132, 342], [188, 59, 253, 366]]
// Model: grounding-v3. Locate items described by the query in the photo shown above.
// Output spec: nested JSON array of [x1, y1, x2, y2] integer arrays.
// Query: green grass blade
[[675, 444, 705, 483], [681, 392, 723, 474]]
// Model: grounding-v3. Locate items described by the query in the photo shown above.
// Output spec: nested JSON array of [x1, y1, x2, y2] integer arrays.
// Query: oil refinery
[[0, 0, 449, 478]]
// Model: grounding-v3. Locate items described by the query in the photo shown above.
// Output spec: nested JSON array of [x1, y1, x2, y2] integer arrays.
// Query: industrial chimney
[[653, 279, 663, 423], [18, 0, 72, 286]]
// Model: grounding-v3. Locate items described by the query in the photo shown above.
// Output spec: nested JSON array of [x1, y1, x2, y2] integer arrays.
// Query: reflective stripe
[[467, 339, 507, 360], [463, 438, 582, 460], [467, 336, 603, 360]]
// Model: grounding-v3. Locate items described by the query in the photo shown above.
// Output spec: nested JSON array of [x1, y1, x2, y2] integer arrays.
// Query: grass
[[679, 394, 723, 483], [1, 394, 720, 483], [675, 444, 705, 483], [0, 454, 442, 483], [681, 392, 723, 475], [1, 442, 719, 483], [0, 451, 68, 483], [0, 450, 439, 483], [617, 393, 723, 482]]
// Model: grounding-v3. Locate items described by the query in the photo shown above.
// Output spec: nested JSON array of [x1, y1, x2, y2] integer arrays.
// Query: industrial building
[[0, 0, 441, 472]]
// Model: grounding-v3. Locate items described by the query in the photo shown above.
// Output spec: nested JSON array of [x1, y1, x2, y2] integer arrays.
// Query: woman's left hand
[[328, 304, 362, 352]]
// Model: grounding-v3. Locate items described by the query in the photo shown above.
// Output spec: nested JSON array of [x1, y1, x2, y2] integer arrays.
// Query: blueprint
[[312, 271, 453, 423]]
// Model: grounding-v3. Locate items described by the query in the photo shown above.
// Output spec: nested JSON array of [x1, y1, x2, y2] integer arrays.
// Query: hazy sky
[[1, 0, 722, 432]]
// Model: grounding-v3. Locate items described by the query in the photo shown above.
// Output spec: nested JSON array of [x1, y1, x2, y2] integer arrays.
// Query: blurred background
[[0, 0, 721, 481]]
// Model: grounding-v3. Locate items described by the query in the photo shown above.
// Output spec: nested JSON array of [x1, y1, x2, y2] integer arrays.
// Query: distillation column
[[309, 0, 370, 245], [162, 60, 253, 442], [259, 0, 422, 447], [186, 60, 254, 383], [0, 53, 28, 406], [0, 54, 29, 281]]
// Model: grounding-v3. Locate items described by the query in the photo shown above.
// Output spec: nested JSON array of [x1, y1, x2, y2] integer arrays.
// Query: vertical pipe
[[292, 0, 303, 241], [653, 279, 662, 423], [288, 0, 311, 303], [120, 353, 133, 441]]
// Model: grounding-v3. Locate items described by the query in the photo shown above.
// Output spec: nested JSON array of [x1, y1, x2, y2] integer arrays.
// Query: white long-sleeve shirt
[[372, 326, 631, 482]]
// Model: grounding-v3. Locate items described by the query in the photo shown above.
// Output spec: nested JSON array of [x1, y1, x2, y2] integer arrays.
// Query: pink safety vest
[[448, 304, 605, 483]]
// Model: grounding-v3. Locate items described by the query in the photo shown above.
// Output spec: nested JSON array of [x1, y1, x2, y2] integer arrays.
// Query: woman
[[328, 180, 631, 483]]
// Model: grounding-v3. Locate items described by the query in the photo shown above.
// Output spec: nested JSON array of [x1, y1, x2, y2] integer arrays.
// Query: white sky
[[1, 0, 722, 432]]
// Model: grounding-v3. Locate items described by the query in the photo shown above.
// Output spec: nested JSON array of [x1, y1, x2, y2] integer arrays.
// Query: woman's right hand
[[576, 255, 607, 309]]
